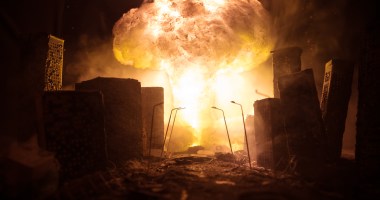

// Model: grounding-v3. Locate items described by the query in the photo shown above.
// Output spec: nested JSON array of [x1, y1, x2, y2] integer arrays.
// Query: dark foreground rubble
[[53, 154, 358, 200]]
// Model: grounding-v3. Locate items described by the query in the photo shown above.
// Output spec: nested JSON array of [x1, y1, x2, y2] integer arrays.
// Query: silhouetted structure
[[76, 77, 143, 162], [271, 47, 302, 98], [41, 91, 107, 182], [320, 59, 354, 162], [44, 35, 64, 91], [278, 69, 326, 176], [254, 98, 288, 170]]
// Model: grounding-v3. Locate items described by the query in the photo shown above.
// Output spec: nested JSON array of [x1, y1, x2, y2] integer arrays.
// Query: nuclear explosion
[[113, 0, 274, 150]]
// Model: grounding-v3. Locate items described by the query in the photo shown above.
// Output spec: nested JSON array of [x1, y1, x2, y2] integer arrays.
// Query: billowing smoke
[[113, 0, 274, 150], [60, 0, 361, 154], [113, 0, 273, 71]]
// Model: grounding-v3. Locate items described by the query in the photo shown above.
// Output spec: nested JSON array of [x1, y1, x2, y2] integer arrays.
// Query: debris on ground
[[50, 154, 358, 200]]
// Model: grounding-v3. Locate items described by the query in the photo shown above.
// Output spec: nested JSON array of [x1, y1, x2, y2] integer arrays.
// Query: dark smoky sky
[[0, 0, 379, 144], [1, 0, 378, 85], [0, 0, 143, 82], [2, 0, 376, 101]]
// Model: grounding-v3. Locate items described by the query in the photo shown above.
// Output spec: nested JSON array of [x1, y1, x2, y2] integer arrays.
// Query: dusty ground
[[55, 153, 360, 200]]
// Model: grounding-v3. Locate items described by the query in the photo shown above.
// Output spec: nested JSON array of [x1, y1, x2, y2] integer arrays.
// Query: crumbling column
[[320, 59, 354, 162], [254, 98, 288, 170], [42, 91, 107, 182], [75, 77, 143, 162], [21, 34, 64, 93], [141, 87, 164, 156], [272, 46, 302, 98], [278, 69, 326, 176]]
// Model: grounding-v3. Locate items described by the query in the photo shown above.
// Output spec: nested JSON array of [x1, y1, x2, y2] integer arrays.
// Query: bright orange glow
[[232, 142, 244, 152], [190, 142, 200, 147], [113, 0, 274, 151], [203, 0, 226, 12]]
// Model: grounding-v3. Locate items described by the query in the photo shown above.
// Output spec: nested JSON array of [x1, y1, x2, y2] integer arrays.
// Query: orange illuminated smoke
[[113, 0, 274, 151]]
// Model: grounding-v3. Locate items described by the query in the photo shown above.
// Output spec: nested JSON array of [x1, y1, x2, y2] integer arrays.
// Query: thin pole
[[221, 109, 233, 155], [167, 109, 179, 153], [161, 108, 177, 157], [149, 102, 163, 157], [232, 101, 252, 169], [212, 106, 233, 155], [240, 104, 252, 168], [255, 89, 271, 98]]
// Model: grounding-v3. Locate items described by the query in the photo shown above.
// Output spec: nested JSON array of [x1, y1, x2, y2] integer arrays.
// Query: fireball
[[113, 0, 274, 151]]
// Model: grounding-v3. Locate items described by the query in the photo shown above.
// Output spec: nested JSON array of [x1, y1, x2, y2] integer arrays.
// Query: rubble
[[0, 137, 59, 199], [53, 155, 357, 200]]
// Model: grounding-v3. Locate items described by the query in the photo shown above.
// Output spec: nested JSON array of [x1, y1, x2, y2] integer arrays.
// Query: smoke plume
[[112, 0, 274, 149]]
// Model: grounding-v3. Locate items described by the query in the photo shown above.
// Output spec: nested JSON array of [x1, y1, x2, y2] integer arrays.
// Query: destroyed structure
[[1, 1, 380, 199]]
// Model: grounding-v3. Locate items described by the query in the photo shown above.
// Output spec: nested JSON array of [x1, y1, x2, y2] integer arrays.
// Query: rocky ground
[[55, 152, 359, 200]]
